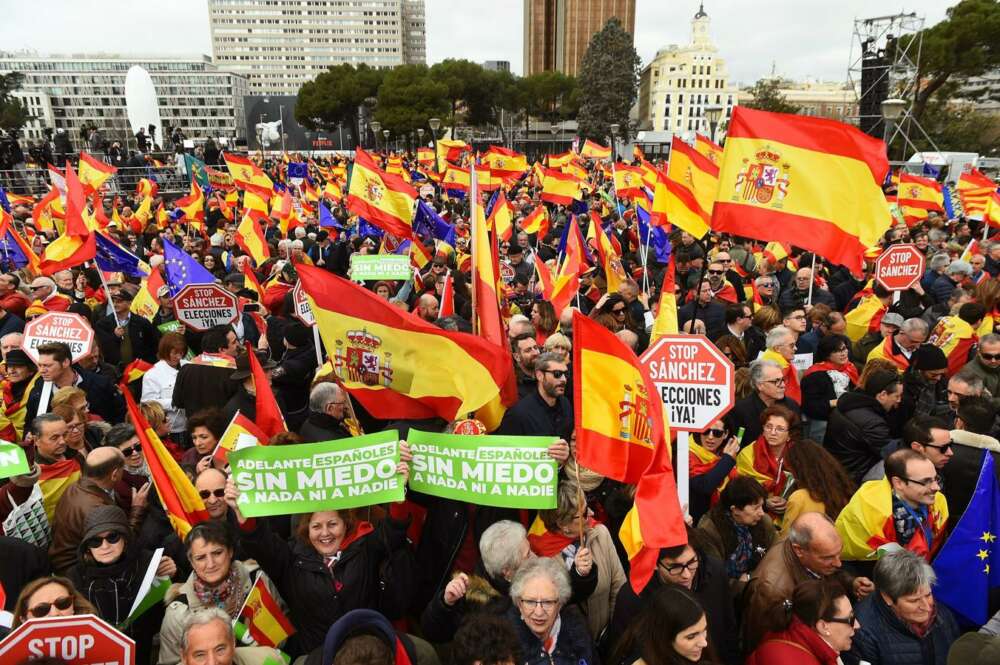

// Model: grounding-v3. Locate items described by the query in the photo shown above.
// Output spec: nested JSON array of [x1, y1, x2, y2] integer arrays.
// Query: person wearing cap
[[306, 229, 335, 269], [0, 273, 31, 320], [221, 351, 280, 425], [895, 344, 951, 428], [506, 243, 534, 285], [95, 282, 160, 370], [28, 276, 71, 313], [270, 322, 318, 431], [825, 369, 904, 484], [0, 348, 39, 441], [152, 284, 179, 330], [865, 317, 929, 372]]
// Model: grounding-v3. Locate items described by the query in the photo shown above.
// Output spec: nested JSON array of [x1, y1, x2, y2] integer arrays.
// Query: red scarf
[[339, 521, 375, 552], [753, 436, 793, 496], [803, 360, 860, 386], [527, 518, 596, 557], [690, 445, 737, 507]]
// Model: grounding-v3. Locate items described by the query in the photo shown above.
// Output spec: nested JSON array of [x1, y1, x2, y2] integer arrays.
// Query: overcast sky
[[0, 0, 950, 85]]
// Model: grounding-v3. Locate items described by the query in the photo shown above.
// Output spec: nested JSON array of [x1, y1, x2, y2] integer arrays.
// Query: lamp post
[[609, 123, 620, 161], [429, 117, 441, 170], [370, 121, 381, 150], [881, 98, 906, 161], [704, 105, 723, 143], [382, 129, 390, 153], [417, 128, 424, 146], [550, 123, 559, 155]]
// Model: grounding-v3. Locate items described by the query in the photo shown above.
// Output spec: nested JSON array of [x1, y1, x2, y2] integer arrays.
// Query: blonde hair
[[52, 386, 87, 409], [543, 332, 572, 353], [140, 401, 166, 429]]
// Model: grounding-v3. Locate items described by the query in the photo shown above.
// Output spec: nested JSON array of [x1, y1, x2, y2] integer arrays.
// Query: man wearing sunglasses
[[962, 333, 1000, 397], [862, 415, 953, 483], [942, 396, 1000, 525], [497, 352, 571, 465]]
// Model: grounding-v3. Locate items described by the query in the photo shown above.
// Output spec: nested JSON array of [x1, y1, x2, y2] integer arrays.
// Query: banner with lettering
[[229, 431, 403, 516], [407, 430, 558, 509], [0, 442, 29, 480]]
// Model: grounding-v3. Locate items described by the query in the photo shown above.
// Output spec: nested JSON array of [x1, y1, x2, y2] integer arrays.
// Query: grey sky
[[0, 0, 950, 85]]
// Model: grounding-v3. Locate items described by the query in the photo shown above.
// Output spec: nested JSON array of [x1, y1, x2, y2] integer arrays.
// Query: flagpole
[[806, 253, 816, 306], [470, 165, 479, 336], [97, 262, 116, 316]]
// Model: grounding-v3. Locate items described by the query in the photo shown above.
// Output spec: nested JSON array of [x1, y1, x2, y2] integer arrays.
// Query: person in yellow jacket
[[836, 449, 948, 562]]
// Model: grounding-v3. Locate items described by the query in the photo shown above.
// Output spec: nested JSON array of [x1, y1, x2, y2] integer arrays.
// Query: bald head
[[417, 293, 439, 322], [83, 447, 125, 481], [616, 328, 639, 351], [559, 306, 576, 330], [788, 512, 843, 577]]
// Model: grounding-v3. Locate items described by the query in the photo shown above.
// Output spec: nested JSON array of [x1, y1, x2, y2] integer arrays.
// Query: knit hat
[[912, 344, 947, 371], [4, 349, 34, 367], [78, 505, 130, 558], [284, 322, 312, 349]]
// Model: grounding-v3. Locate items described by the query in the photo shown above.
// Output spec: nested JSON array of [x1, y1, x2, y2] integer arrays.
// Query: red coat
[[746, 617, 840, 665]]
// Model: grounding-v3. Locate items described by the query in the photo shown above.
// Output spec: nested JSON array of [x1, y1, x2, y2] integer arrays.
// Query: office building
[[733, 79, 859, 124], [483, 60, 511, 73], [0, 53, 248, 147], [523, 0, 636, 77], [208, 0, 427, 95]]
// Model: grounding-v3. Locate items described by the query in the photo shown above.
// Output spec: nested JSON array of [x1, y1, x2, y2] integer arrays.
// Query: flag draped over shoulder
[[347, 148, 417, 239], [124, 389, 208, 538], [711, 107, 892, 277], [933, 453, 1000, 625], [298, 264, 510, 422], [929, 315, 978, 377]]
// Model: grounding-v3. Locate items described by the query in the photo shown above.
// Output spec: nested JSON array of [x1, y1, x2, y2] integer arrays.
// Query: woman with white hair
[[506, 556, 597, 665]]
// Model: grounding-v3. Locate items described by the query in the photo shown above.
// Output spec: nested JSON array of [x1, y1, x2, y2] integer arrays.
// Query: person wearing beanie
[[270, 322, 319, 431], [824, 369, 903, 484], [896, 344, 950, 429]]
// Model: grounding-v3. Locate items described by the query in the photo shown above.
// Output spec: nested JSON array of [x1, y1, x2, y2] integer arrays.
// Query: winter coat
[[49, 477, 144, 574], [746, 616, 841, 665], [725, 393, 801, 447], [297, 411, 353, 443], [963, 354, 1000, 398], [271, 344, 318, 430], [25, 367, 125, 425], [506, 603, 598, 665], [95, 313, 160, 368], [850, 592, 959, 665], [942, 429, 1000, 522], [824, 391, 893, 483], [0, 535, 50, 612], [171, 361, 238, 416], [930, 273, 960, 305], [696, 511, 776, 597]]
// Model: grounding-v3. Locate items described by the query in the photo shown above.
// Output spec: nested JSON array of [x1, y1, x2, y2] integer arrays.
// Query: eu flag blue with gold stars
[[933, 452, 1000, 625], [163, 237, 216, 297]]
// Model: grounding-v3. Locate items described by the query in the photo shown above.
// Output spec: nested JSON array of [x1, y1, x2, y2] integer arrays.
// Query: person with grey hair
[[505, 556, 596, 665], [850, 549, 959, 665], [920, 251, 951, 292], [0, 412, 81, 524], [754, 274, 780, 307], [930, 257, 972, 305], [866, 317, 928, 371], [298, 382, 352, 443], [725, 359, 801, 446], [178, 607, 282, 665], [963, 332, 1000, 396]]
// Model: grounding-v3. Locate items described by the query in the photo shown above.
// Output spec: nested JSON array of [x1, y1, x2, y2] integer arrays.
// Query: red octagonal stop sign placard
[[875, 244, 925, 292], [174, 283, 239, 332], [22, 311, 95, 364], [0, 613, 135, 665], [640, 334, 735, 432]]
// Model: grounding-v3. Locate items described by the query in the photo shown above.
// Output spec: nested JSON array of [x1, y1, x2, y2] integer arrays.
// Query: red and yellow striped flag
[[711, 107, 892, 277], [124, 388, 209, 538], [651, 255, 678, 342], [238, 576, 295, 648], [130, 270, 165, 321], [39, 163, 96, 275], [694, 133, 723, 166], [442, 163, 471, 192], [521, 205, 549, 238], [225, 152, 274, 190], [586, 213, 627, 293], [580, 139, 612, 160], [120, 359, 154, 387], [483, 146, 528, 179], [236, 209, 271, 266], [78, 152, 117, 193], [39, 458, 81, 521], [175, 180, 206, 226], [657, 136, 718, 239], [613, 164, 644, 200], [487, 190, 514, 243], [898, 173, 944, 225], [347, 148, 417, 239], [541, 168, 581, 206], [957, 169, 996, 220]]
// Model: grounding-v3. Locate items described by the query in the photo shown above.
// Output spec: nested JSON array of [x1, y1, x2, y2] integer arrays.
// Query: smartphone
[[736, 426, 745, 443]]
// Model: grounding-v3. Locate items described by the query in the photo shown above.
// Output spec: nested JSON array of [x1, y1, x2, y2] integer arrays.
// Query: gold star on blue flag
[[162, 237, 216, 297]]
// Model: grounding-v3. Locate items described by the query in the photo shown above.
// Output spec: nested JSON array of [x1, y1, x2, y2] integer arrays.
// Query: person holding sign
[[223, 447, 412, 656]]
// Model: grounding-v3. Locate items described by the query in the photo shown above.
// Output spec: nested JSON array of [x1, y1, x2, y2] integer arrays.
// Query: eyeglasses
[[901, 475, 942, 488], [541, 369, 568, 379], [119, 443, 142, 457], [199, 488, 226, 500], [761, 377, 786, 387], [28, 595, 73, 618], [981, 352, 1000, 361], [66, 423, 84, 432], [84, 531, 123, 550], [921, 441, 952, 454], [704, 428, 727, 438], [833, 347, 849, 354], [519, 598, 559, 612], [611, 307, 626, 315], [708, 269, 725, 275], [30, 285, 47, 291], [826, 613, 857, 626], [759, 282, 776, 288], [763, 424, 789, 433], [659, 556, 700, 575]]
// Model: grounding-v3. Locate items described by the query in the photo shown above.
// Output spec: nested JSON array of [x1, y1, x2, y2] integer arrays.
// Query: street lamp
[[417, 128, 424, 146], [881, 98, 907, 160], [370, 121, 381, 149], [609, 123, 620, 161], [382, 129, 390, 153], [550, 123, 559, 154], [429, 118, 441, 170], [704, 105, 723, 142]]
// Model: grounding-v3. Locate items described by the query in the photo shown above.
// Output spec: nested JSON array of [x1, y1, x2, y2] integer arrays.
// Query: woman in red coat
[[747, 578, 859, 665]]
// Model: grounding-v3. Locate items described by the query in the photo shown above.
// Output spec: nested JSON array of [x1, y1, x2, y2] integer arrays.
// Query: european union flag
[[319, 203, 343, 230], [637, 207, 672, 264], [933, 452, 1000, 625], [162, 237, 217, 297], [413, 200, 455, 247], [95, 233, 148, 278], [0, 226, 32, 271], [287, 162, 309, 180], [358, 217, 384, 240], [0, 186, 10, 213], [943, 185, 956, 219]]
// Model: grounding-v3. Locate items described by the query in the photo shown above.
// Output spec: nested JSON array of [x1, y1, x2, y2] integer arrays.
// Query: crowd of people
[[0, 145, 998, 665]]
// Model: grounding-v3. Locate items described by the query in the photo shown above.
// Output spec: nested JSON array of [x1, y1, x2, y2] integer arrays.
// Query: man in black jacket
[[95, 283, 160, 369], [678, 281, 726, 340], [726, 359, 801, 446], [298, 382, 353, 442], [173, 325, 240, 416], [497, 352, 573, 443], [824, 369, 903, 483], [271, 322, 318, 431], [25, 342, 125, 424]]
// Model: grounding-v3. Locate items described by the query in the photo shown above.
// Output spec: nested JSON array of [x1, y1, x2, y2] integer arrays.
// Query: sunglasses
[[120, 443, 142, 457], [826, 613, 857, 626], [199, 488, 226, 500], [704, 428, 728, 438], [707, 269, 725, 275], [28, 595, 73, 618], [981, 352, 1000, 361], [922, 441, 953, 454], [85, 531, 123, 550], [541, 369, 568, 379], [612, 308, 626, 315]]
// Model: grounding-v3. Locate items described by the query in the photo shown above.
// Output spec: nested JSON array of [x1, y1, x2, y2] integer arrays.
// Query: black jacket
[[941, 430, 1000, 523], [238, 516, 409, 654], [172, 362, 238, 415], [725, 394, 801, 447], [497, 390, 573, 441], [0, 311, 24, 340], [298, 411, 352, 443], [824, 391, 893, 483], [507, 603, 598, 665], [95, 313, 160, 368], [851, 592, 959, 665], [678, 300, 726, 339], [0, 535, 50, 612], [800, 369, 838, 421], [25, 367, 125, 425], [272, 344, 318, 430]]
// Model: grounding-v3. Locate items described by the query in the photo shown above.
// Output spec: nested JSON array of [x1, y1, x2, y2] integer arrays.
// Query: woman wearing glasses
[[801, 334, 858, 442], [737, 405, 799, 520], [12, 576, 97, 628], [689, 419, 741, 524], [506, 556, 596, 665], [747, 578, 859, 665], [68, 505, 177, 665], [52, 403, 94, 455]]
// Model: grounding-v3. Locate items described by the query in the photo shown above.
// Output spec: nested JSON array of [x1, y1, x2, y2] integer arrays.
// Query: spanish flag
[[416, 147, 435, 168], [246, 342, 287, 439], [835, 478, 948, 562], [651, 255, 679, 342], [712, 107, 892, 277], [130, 269, 165, 322], [613, 164, 644, 200], [638, 159, 659, 192], [521, 205, 550, 238], [483, 146, 528, 179], [120, 359, 154, 387], [242, 183, 272, 215], [39, 163, 96, 275], [135, 177, 158, 199], [957, 169, 996, 220], [435, 139, 468, 170], [929, 315, 978, 377], [547, 151, 575, 168], [124, 388, 209, 538], [660, 136, 718, 239], [225, 152, 274, 190], [236, 209, 271, 266], [175, 180, 206, 225], [442, 164, 471, 192], [241, 262, 264, 302], [844, 291, 887, 342], [486, 190, 514, 243], [898, 173, 944, 225], [0, 372, 40, 442], [322, 180, 343, 201], [298, 264, 510, 421], [586, 213, 627, 293], [39, 458, 82, 521], [541, 168, 581, 206], [237, 576, 295, 648], [573, 310, 657, 484], [213, 410, 268, 464], [761, 349, 800, 404], [694, 133, 723, 166], [580, 139, 612, 161], [347, 148, 417, 239], [78, 152, 117, 193]]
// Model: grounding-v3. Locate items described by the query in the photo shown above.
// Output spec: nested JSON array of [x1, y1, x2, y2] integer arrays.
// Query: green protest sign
[[0, 442, 29, 480], [350, 254, 412, 281], [408, 430, 558, 509], [230, 431, 404, 517]]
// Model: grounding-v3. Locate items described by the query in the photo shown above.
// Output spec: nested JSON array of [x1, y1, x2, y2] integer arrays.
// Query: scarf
[[527, 518, 597, 558], [804, 360, 860, 386], [725, 514, 754, 579], [891, 494, 931, 551], [192, 565, 244, 619], [690, 441, 737, 504], [752, 435, 793, 496], [880, 335, 910, 371], [762, 349, 801, 404]]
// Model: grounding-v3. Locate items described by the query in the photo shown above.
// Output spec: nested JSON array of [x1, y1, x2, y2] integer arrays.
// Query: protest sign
[[22, 312, 94, 363], [0, 442, 29, 480], [350, 254, 411, 281], [229, 431, 403, 517], [407, 430, 558, 509]]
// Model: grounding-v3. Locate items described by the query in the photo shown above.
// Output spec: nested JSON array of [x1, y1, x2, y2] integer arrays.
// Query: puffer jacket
[[824, 391, 894, 483], [850, 592, 959, 665]]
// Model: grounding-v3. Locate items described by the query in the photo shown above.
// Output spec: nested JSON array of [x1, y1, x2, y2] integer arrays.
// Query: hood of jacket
[[951, 429, 1000, 453]]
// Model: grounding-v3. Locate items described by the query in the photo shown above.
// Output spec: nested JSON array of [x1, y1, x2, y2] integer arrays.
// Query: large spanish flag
[[844, 291, 887, 342], [929, 315, 978, 377], [580, 139, 612, 160], [39, 163, 96, 275], [237, 576, 295, 648], [38, 458, 81, 521], [694, 133, 723, 166], [225, 152, 274, 190], [898, 173, 944, 225], [660, 136, 718, 239], [78, 152, 117, 193], [483, 146, 528, 179], [435, 139, 468, 170], [347, 148, 417, 239], [712, 107, 892, 277], [124, 389, 209, 538], [613, 164, 644, 200], [235, 209, 271, 266], [298, 264, 510, 421], [442, 164, 471, 192], [651, 255, 679, 342], [541, 168, 581, 206], [957, 169, 996, 220]]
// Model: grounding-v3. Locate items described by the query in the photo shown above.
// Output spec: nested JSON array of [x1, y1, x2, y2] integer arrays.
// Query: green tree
[[518, 71, 578, 133], [908, 98, 1000, 155], [742, 78, 801, 114], [429, 59, 490, 134], [0, 72, 30, 131], [902, 0, 1000, 120], [295, 64, 384, 146], [374, 65, 450, 140], [576, 18, 640, 142]]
